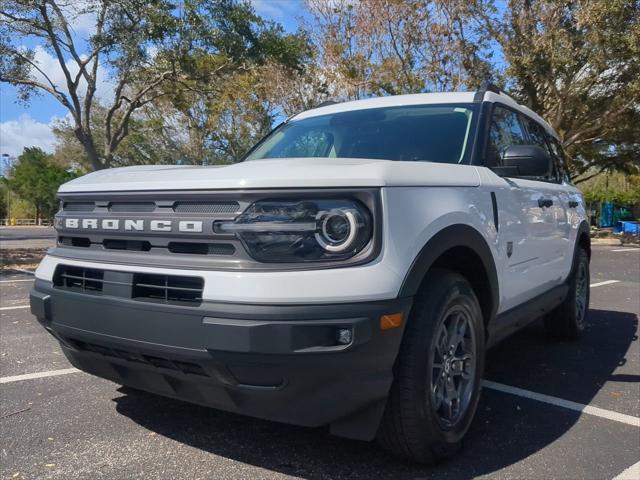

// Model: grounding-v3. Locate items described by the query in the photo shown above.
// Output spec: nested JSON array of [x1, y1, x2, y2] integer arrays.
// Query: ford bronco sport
[[31, 83, 590, 463]]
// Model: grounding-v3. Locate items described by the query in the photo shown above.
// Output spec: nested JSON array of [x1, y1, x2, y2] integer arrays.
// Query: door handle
[[538, 198, 553, 208], [568, 200, 579, 208]]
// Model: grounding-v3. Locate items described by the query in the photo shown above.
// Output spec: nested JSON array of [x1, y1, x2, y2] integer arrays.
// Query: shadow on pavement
[[113, 308, 637, 479]]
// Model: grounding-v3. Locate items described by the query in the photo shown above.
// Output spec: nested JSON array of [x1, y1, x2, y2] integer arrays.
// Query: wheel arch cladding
[[399, 224, 499, 330]]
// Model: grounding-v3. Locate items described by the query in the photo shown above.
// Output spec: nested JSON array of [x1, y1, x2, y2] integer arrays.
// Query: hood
[[58, 157, 481, 193]]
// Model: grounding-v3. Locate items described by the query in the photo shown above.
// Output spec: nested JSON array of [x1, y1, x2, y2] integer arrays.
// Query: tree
[[473, 0, 640, 181], [5, 147, 77, 221], [303, 0, 495, 99], [0, 181, 8, 220], [2, 0, 311, 169], [159, 0, 311, 164], [0, 0, 181, 170], [51, 104, 181, 168]]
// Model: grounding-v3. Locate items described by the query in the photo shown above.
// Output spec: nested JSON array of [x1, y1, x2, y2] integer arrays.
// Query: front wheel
[[544, 247, 590, 340], [377, 270, 485, 463]]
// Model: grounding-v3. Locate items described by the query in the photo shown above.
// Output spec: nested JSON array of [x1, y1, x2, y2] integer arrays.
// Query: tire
[[544, 246, 590, 340], [377, 270, 485, 463]]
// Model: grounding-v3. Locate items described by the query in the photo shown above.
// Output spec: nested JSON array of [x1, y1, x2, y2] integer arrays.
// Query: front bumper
[[31, 279, 412, 440]]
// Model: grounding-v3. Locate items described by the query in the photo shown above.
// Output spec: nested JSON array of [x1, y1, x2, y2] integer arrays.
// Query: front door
[[485, 105, 564, 312]]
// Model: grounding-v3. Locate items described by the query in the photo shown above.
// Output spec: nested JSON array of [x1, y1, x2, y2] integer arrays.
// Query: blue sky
[[0, 0, 307, 158]]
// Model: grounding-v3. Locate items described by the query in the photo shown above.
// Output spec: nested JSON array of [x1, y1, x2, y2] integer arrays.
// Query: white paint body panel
[[58, 159, 481, 193], [477, 168, 583, 311]]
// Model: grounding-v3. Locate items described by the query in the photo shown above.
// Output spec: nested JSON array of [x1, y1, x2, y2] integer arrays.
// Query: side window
[[547, 137, 571, 184], [487, 106, 527, 166], [522, 117, 559, 182]]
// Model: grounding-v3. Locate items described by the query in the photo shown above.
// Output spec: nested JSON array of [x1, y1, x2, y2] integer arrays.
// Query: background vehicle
[[30, 83, 590, 463]]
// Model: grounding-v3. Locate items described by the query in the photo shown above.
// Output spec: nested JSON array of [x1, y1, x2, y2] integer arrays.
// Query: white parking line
[[0, 305, 30, 311], [613, 460, 640, 480], [0, 368, 80, 384], [0, 278, 34, 283], [590, 280, 621, 288], [483, 380, 640, 427], [12, 268, 35, 275], [611, 248, 639, 252]]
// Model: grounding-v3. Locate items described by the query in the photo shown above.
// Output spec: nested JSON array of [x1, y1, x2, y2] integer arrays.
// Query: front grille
[[62, 200, 241, 214], [54, 266, 104, 293], [109, 202, 156, 213], [132, 273, 203, 304], [68, 339, 208, 376], [57, 195, 246, 267], [58, 237, 235, 256], [167, 242, 236, 256], [53, 265, 204, 306], [62, 202, 94, 212], [173, 201, 240, 214], [103, 239, 152, 251], [59, 236, 91, 248]]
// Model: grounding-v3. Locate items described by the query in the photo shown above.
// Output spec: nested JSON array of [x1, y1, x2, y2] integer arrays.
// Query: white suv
[[31, 84, 590, 463]]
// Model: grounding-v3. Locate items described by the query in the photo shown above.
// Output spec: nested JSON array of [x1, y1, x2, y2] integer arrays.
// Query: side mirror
[[496, 145, 552, 177]]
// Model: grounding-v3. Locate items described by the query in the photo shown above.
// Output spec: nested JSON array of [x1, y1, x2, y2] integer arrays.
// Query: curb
[[590, 238, 623, 246]]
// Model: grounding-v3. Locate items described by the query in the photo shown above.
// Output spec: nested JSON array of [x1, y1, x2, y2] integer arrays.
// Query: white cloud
[[0, 114, 58, 157], [29, 45, 116, 105]]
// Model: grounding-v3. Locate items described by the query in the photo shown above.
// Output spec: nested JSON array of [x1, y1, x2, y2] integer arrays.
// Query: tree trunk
[[74, 127, 104, 171]]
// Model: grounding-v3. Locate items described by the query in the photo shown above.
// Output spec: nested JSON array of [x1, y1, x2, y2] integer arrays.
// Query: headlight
[[216, 199, 373, 263]]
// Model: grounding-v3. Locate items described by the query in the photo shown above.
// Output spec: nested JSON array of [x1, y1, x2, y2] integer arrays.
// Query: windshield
[[245, 103, 477, 164]]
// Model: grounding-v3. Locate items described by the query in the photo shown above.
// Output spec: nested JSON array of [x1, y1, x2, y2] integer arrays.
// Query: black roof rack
[[473, 81, 503, 102], [313, 100, 340, 109]]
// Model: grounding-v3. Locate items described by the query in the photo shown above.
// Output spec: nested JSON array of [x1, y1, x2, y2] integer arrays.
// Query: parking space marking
[[0, 368, 80, 384], [11, 268, 35, 275], [0, 305, 30, 311], [613, 460, 640, 480], [0, 279, 34, 283], [482, 380, 640, 427], [590, 280, 621, 288], [611, 248, 639, 252]]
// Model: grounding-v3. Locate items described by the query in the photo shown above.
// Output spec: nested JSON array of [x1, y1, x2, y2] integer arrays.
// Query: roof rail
[[473, 81, 504, 102], [313, 100, 340, 109]]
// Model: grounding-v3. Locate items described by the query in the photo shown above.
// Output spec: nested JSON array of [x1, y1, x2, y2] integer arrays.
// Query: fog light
[[336, 328, 353, 345]]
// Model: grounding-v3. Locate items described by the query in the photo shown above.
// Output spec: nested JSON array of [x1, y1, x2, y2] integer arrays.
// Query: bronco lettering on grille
[[62, 218, 203, 233]]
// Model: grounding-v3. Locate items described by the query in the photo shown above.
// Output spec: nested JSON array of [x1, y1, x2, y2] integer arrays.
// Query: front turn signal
[[380, 313, 404, 331]]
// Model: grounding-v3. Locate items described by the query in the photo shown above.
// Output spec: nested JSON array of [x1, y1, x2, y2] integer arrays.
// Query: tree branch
[[37, 1, 83, 121]]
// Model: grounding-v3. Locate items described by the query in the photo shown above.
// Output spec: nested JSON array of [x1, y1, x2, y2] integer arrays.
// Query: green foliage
[[5, 148, 78, 220], [0, 181, 8, 219], [475, 0, 640, 180], [580, 174, 640, 205]]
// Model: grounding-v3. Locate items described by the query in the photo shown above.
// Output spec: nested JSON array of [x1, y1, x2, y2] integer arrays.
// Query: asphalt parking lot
[[0, 227, 56, 250], [1, 247, 638, 479]]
